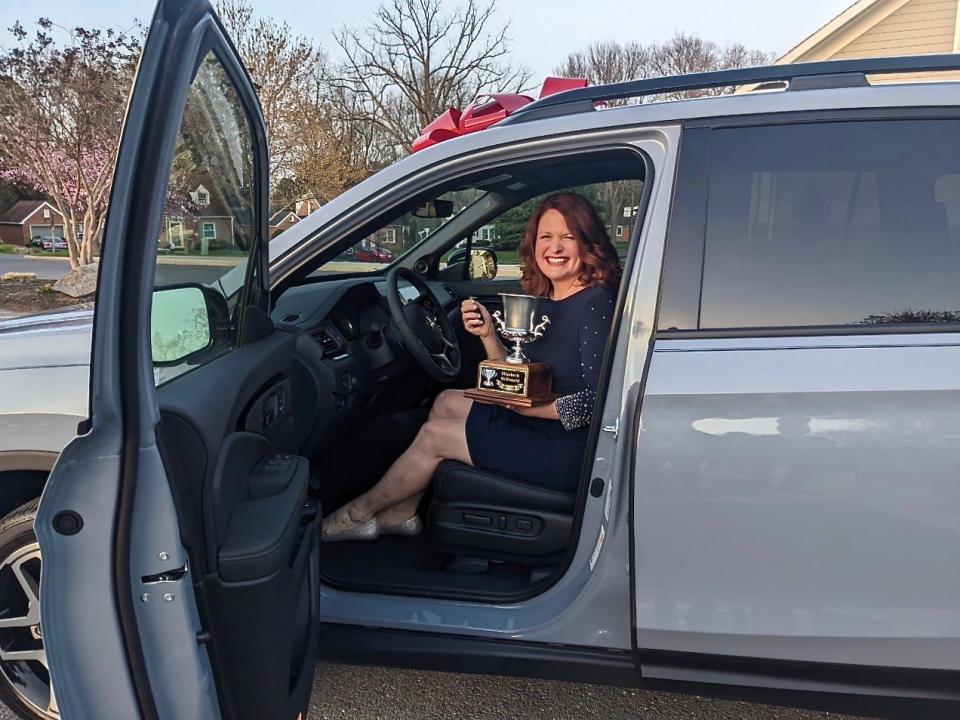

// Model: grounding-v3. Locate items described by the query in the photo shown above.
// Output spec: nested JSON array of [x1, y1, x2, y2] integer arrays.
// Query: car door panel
[[38, 1, 318, 717], [155, 322, 318, 718], [633, 121, 960, 708]]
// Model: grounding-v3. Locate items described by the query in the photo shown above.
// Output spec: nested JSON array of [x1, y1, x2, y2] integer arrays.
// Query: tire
[[0, 498, 55, 719]]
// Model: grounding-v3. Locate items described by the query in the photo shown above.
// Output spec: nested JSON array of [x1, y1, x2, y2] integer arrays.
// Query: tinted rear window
[[700, 120, 960, 329]]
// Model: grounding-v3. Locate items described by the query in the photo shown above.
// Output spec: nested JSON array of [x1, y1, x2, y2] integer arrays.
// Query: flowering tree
[[0, 20, 140, 268]]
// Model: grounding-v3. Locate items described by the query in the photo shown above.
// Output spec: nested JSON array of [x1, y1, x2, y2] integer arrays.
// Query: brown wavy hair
[[518, 193, 621, 297]]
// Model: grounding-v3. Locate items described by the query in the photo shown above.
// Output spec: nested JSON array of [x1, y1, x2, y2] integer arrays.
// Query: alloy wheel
[[0, 543, 56, 718]]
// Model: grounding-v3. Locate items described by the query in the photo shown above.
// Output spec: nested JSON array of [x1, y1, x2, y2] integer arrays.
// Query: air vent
[[312, 328, 342, 358]]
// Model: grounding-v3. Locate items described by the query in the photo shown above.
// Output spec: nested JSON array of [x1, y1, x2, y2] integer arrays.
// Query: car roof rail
[[499, 53, 960, 126]]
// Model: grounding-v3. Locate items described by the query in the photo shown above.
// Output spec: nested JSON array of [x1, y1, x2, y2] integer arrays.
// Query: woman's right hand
[[461, 298, 494, 338]]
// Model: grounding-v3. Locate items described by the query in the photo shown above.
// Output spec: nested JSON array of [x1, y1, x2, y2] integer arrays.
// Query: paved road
[[0, 255, 228, 286], [0, 256, 70, 280], [0, 662, 873, 720]]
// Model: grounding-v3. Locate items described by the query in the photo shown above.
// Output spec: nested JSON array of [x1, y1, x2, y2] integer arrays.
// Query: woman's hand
[[461, 298, 494, 338]]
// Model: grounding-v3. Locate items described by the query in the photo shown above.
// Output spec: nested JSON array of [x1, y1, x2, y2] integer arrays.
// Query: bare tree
[[645, 33, 771, 100], [554, 34, 769, 224], [0, 20, 140, 267], [331, 0, 529, 159], [555, 33, 771, 101], [216, 1, 373, 206], [554, 40, 649, 88]]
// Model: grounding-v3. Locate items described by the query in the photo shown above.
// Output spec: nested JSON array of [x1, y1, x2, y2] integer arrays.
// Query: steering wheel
[[385, 266, 461, 382]]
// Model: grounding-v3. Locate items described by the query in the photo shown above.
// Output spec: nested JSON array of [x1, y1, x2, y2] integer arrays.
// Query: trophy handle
[[530, 315, 550, 339], [492, 310, 507, 335]]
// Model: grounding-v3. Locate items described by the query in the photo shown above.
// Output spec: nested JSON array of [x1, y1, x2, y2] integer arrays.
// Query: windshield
[[309, 189, 487, 276]]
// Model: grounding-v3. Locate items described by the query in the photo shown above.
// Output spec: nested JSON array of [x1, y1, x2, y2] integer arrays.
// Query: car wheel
[[0, 499, 56, 719]]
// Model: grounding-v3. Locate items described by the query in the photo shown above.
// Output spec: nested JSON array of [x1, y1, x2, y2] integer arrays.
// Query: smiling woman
[[321, 193, 622, 541]]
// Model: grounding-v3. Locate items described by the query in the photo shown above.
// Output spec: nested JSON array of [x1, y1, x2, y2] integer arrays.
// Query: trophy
[[464, 294, 556, 407]]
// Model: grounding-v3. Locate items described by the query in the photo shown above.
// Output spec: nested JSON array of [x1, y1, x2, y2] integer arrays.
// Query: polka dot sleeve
[[555, 293, 615, 431]]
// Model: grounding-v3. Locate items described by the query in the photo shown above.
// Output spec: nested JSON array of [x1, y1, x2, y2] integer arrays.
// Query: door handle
[[601, 418, 619, 440]]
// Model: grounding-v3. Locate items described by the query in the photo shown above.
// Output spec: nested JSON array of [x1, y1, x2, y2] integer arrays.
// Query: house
[[0, 200, 66, 246], [269, 195, 322, 238], [766, 0, 960, 81], [611, 205, 640, 241], [269, 208, 300, 238], [367, 224, 405, 246], [159, 182, 237, 253], [471, 224, 497, 244]]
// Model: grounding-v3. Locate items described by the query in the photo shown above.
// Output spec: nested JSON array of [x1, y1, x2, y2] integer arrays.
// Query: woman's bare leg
[[429, 388, 473, 420], [371, 390, 474, 524], [322, 416, 473, 533]]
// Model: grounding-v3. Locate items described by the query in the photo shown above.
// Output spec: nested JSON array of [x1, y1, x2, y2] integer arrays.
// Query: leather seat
[[428, 460, 575, 564]]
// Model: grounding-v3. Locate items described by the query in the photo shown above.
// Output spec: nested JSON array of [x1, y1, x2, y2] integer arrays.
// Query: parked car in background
[[352, 243, 396, 263], [41, 238, 67, 252], [27, 236, 67, 251], [5, 2, 960, 718]]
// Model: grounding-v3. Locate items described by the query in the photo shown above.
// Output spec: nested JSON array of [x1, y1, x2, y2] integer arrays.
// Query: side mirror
[[468, 248, 498, 281], [412, 198, 454, 219], [151, 284, 229, 364]]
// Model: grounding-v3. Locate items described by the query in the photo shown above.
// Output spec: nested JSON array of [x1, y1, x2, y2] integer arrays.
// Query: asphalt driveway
[[0, 661, 877, 720], [309, 662, 869, 720]]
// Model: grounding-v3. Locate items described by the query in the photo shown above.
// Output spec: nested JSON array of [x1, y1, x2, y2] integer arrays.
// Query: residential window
[[202, 222, 217, 240], [384, 227, 396, 244], [616, 226, 623, 237], [196, 189, 210, 206], [699, 120, 960, 329], [42, 208, 51, 219]]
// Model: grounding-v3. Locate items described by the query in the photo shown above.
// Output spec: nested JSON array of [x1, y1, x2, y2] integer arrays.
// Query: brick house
[[269, 195, 322, 238], [613, 204, 640, 241], [159, 182, 237, 253], [0, 200, 66, 246]]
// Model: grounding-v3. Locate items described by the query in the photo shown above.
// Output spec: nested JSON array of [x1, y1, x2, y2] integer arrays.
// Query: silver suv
[[4, 1, 960, 718]]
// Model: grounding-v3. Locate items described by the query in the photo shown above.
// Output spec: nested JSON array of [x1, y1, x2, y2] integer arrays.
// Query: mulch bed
[[0, 278, 93, 314]]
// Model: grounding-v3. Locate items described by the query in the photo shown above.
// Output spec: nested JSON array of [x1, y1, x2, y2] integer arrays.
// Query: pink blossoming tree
[[0, 20, 141, 268]]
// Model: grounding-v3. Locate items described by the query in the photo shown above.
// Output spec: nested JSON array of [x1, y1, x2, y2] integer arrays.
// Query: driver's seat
[[428, 460, 576, 564]]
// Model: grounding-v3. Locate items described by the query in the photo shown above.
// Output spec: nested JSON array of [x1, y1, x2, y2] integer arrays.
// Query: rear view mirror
[[151, 285, 225, 364], [412, 198, 454, 219]]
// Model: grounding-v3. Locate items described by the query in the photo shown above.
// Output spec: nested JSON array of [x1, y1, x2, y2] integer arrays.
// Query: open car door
[[36, 1, 319, 718]]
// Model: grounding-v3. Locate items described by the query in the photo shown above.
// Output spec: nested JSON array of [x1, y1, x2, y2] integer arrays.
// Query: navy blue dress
[[465, 285, 617, 492]]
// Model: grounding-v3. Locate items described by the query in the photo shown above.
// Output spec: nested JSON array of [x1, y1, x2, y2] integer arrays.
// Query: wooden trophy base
[[464, 360, 556, 408]]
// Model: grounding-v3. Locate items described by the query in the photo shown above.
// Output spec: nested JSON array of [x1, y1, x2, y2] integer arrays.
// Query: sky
[[0, 0, 854, 81]]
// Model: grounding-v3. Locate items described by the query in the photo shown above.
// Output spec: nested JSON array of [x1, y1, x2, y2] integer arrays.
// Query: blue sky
[[0, 0, 854, 81]]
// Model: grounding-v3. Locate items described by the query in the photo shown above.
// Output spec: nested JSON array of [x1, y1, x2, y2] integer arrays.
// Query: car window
[[151, 51, 259, 385], [456, 180, 643, 283], [700, 120, 960, 329], [310, 189, 487, 276]]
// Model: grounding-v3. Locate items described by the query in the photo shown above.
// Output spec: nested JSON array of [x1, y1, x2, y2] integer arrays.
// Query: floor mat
[[318, 533, 536, 597]]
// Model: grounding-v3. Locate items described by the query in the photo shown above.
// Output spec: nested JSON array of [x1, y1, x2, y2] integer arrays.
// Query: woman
[[322, 192, 621, 541]]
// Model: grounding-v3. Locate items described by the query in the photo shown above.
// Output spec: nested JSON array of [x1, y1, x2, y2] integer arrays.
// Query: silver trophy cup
[[492, 293, 550, 364]]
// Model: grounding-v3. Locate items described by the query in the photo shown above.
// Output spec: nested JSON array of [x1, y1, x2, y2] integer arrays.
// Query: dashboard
[[271, 277, 460, 450]]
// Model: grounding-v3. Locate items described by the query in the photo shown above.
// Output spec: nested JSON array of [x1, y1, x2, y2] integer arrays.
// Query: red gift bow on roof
[[411, 77, 588, 153]]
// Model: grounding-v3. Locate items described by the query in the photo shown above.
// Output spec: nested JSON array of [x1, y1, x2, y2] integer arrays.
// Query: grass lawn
[[0, 244, 17, 254], [493, 242, 629, 266], [446, 242, 630, 268]]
